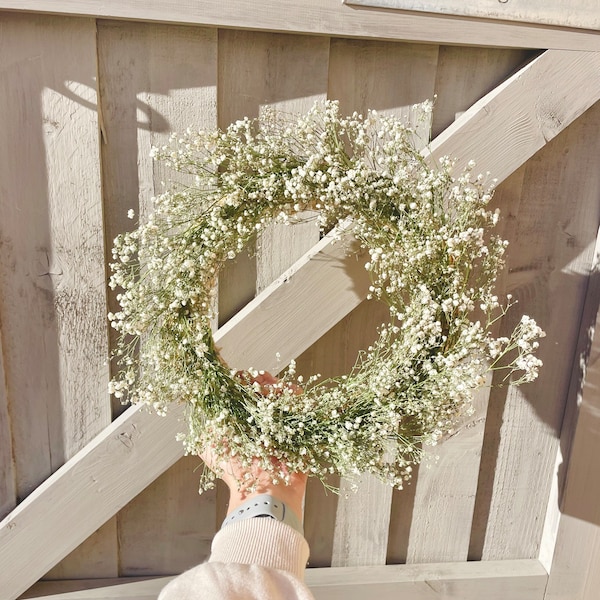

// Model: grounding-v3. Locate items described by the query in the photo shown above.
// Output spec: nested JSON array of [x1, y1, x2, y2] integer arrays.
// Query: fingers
[[235, 370, 303, 395]]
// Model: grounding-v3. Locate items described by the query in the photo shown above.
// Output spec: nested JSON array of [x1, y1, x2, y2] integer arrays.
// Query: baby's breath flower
[[108, 100, 544, 493]]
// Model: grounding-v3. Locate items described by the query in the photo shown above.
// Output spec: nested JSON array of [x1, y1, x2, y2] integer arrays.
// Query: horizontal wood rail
[[20, 559, 547, 599], [0, 0, 599, 51]]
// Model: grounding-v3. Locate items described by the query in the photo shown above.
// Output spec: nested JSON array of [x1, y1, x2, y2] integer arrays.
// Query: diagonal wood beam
[[1, 48, 599, 600]]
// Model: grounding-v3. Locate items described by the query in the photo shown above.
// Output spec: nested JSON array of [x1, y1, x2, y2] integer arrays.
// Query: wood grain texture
[[0, 401, 187, 600], [0, 12, 115, 577], [2, 0, 600, 50], [400, 47, 536, 565], [216, 28, 329, 546], [0, 9, 109, 496], [0, 230, 367, 599], [96, 19, 220, 575], [44, 521, 119, 580], [117, 456, 217, 576], [470, 100, 600, 561], [346, 0, 600, 30], [19, 559, 548, 600], [216, 226, 371, 372], [404, 389, 489, 563]]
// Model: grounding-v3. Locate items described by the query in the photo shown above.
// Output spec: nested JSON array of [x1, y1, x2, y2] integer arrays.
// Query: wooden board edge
[[344, 0, 600, 32], [538, 226, 600, 572], [0, 1, 598, 51], [544, 227, 600, 599], [19, 560, 548, 599]]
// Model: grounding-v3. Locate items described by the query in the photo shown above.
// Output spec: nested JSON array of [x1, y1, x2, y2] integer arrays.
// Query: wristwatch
[[221, 494, 303, 535]]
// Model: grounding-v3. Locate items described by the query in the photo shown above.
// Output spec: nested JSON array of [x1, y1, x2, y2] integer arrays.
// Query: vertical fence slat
[[471, 100, 600, 561], [216, 30, 328, 324], [544, 219, 600, 600], [300, 38, 439, 567], [96, 19, 220, 575], [0, 13, 116, 579], [217, 26, 330, 540], [398, 47, 536, 564]]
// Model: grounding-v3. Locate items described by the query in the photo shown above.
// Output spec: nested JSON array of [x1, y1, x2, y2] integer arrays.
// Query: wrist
[[226, 480, 306, 526], [222, 493, 304, 535]]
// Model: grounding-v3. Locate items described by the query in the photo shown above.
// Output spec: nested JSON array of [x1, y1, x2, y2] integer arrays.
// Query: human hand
[[201, 371, 307, 520]]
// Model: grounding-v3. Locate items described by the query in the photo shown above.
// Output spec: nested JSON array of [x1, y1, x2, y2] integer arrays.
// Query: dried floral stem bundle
[[109, 100, 544, 492]]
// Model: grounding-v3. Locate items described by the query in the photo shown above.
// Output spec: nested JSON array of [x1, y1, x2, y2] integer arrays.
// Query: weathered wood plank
[[96, 19, 220, 576], [545, 226, 600, 599], [403, 388, 489, 563], [1, 48, 597, 599], [19, 560, 548, 600], [216, 226, 371, 372], [1, 0, 600, 50], [470, 100, 600, 561], [216, 29, 326, 322], [345, 0, 600, 31], [400, 47, 534, 565], [217, 29, 329, 535], [312, 37, 439, 568], [0, 12, 115, 578], [0, 8, 109, 497]]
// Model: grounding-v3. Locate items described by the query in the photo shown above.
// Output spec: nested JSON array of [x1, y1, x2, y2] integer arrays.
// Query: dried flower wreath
[[108, 101, 544, 492]]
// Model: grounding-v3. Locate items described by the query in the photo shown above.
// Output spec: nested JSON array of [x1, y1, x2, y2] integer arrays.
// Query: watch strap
[[221, 494, 303, 535]]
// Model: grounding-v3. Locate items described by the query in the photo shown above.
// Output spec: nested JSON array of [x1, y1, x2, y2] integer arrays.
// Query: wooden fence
[[1, 7, 600, 599]]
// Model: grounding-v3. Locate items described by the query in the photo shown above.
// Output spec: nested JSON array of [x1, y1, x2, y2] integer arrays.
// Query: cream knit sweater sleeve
[[157, 518, 315, 600]]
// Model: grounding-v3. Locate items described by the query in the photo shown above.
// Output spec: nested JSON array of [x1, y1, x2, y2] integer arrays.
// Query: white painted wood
[[117, 457, 218, 576], [539, 227, 600, 574], [0, 9, 110, 496], [406, 387, 489, 563], [96, 19, 220, 575], [0, 225, 367, 600], [216, 224, 370, 371], [216, 28, 329, 550], [345, 0, 600, 30], [473, 100, 600, 560], [0, 401, 187, 600], [18, 560, 548, 599], [2, 48, 597, 596], [2, 1, 600, 50], [308, 559, 547, 600], [216, 29, 326, 323]]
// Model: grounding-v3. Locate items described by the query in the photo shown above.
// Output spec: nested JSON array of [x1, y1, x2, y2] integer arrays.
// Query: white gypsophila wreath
[[108, 100, 544, 492]]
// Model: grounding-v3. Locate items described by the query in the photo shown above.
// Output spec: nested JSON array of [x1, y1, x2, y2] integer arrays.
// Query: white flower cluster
[[109, 100, 544, 492]]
